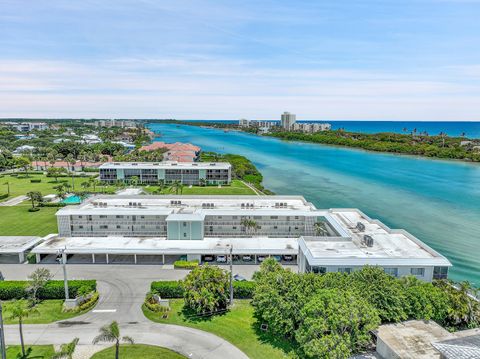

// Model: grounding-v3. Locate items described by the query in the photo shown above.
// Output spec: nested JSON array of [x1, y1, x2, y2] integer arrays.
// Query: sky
[[0, 0, 480, 121]]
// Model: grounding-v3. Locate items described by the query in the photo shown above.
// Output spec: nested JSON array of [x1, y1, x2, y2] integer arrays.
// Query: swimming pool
[[61, 195, 83, 204]]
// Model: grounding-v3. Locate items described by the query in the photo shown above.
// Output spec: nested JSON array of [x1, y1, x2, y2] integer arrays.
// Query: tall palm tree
[[130, 176, 139, 188], [52, 337, 79, 359], [92, 321, 134, 359], [170, 180, 182, 195], [313, 222, 328, 236], [3, 181, 10, 196], [26, 191, 42, 209], [240, 218, 259, 235], [8, 301, 38, 357]]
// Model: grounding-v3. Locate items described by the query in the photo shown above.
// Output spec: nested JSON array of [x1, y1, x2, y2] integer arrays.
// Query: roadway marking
[[92, 309, 117, 313]]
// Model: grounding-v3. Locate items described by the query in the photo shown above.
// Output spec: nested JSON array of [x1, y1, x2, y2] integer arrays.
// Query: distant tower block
[[281, 112, 296, 130]]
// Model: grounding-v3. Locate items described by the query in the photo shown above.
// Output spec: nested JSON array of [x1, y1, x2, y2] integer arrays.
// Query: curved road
[[4, 267, 249, 359]]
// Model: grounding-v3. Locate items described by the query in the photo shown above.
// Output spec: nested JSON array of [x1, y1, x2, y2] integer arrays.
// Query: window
[[99, 215, 107, 219], [273, 226, 278, 229], [116, 215, 124, 219], [232, 226, 237, 229], [116, 225, 121, 229], [384, 268, 398, 277], [100, 225, 108, 229], [78, 215, 83, 219], [183, 232, 187, 238], [433, 266, 448, 280], [312, 267, 326, 274], [78, 225, 83, 229], [411, 268, 425, 276], [338, 268, 352, 274], [183, 222, 187, 227], [270, 216, 278, 219]]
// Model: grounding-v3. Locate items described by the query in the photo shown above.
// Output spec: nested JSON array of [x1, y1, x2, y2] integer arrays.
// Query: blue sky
[[1, 0, 479, 120]]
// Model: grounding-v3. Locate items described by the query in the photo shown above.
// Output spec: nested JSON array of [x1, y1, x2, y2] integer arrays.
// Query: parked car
[[242, 255, 252, 262], [233, 274, 247, 281], [203, 255, 215, 262], [257, 255, 266, 262], [282, 255, 294, 261], [273, 255, 282, 262], [216, 255, 227, 263]]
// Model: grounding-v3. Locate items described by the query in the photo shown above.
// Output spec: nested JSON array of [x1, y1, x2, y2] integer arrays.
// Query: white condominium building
[[281, 112, 296, 130], [32, 195, 451, 281], [99, 162, 232, 185]]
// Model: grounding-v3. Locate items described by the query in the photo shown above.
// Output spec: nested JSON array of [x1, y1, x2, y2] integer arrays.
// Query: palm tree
[[52, 337, 79, 359], [92, 321, 134, 359], [26, 191, 42, 209], [199, 178, 207, 187], [157, 179, 165, 193], [15, 347, 43, 359], [170, 180, 182, 194], [240, 218, 259, 235], [9, 301, 38, 357], [3, 181, 10, 196], [81, 181, 90, 192], [66, 155, 76, 191], [313, 222, 328, 236], [130, 176, 139, 188]]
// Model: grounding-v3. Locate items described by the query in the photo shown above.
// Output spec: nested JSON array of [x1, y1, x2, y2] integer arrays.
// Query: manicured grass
[[142, 299, 293, 359], [0, 173, 115, 202], [3, 299, 94, 324], [144, 179, 256, 195], [6, 345, 55, 359], [91, 344, 186, 359], [0, 205, 58, 236]]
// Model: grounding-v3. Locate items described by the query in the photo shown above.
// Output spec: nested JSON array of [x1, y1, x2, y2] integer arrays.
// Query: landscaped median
[[142, 278, 292, 359]]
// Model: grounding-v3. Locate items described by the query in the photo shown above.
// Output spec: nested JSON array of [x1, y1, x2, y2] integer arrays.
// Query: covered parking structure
[[0, 236, 43, 263], [31, 234, 298, 265]]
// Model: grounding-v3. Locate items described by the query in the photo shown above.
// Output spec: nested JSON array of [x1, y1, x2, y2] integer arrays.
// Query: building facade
[[281, 112, 296, 130], [292, 122, 331, 133], [32, 195, 452, 280], [99, 162, 232, 185]]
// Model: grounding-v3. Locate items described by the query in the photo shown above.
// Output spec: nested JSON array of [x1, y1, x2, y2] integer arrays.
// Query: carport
[[0, 236, 43, 263]]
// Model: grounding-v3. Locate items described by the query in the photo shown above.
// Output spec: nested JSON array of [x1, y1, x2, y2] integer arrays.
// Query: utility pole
[[229, 244, 233, 306], [0, 301, 6, 359], [57, 247, 69, 300]]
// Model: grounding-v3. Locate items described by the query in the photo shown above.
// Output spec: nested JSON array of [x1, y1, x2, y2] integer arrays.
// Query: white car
[[216, 255, 227, 263], [257, 255, 266, 262], [242, 255, 252, 262]]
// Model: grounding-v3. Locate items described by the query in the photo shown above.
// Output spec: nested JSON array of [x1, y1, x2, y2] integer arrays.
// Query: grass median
[[91, 344, 186, 359], [142, 299, 293, 359]]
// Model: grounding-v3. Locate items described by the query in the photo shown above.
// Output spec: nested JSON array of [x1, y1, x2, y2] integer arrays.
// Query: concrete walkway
[[0, 195, 27, 206], [3, 265, 249, 359]]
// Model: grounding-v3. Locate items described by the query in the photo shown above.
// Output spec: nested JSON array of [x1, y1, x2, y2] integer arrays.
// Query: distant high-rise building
[[281, 112, 296, 130]]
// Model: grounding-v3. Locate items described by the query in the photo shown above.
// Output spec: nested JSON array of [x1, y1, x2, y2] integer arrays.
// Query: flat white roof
[[299, 209, 451, 266], [56, 195, 320, 216], [0, 236, 43, 253], [32, 234, 298, 255], [99, 161, 231, 170]]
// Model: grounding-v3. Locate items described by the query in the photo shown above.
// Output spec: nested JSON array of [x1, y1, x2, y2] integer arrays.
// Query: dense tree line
[[267, 130, 480, 162], [252, 260, 479, 358]]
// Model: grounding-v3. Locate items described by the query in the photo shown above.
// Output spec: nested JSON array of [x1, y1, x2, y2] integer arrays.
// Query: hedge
[[39, 202, 66, 207], [150, 280, 255, 299], [30, 178, 41, 183], [0, 280, 97, 300], [173, 260, 199, 269], [151, 281, 184, 298], [0, 193, 8, 200]]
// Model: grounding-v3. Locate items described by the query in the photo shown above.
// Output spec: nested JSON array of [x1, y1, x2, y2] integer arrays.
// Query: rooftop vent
[[363, 235, 374, 247], [356, 222, 365, 232]]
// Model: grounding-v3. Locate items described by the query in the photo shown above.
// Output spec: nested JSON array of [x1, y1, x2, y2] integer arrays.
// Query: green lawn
[[0, 173, 116, 202], [91, 344, 186, 359], [0, 205, 58, 236], [3, 299, 94, 324], [6, 345, 55, 359], [144, 179, 256, 195], [143, 299, 293, 359]]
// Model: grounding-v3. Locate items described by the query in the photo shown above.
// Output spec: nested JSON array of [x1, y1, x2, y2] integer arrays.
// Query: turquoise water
[[148, 123, 480, 285], [61, 195, 82, 204]]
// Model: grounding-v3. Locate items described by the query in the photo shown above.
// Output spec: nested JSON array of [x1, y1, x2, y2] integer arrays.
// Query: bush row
[[39, 202, 67, 207], [150, 280, 255, 299], [30, 178, 41, 183], [173, 260, 199, 269], [0, 280, 97, 300]]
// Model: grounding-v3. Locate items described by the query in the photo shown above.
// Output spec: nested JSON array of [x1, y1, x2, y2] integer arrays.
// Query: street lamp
[[57, 247, 69, 300], [226, 243, 233, 306], [0, 301, 6, 359]]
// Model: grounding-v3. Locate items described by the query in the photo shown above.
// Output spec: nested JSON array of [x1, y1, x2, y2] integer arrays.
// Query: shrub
[[64, 291, 99, 313], [233, 281, 255, 299], [0, 280, 96, 300], [0, 193, 8, 200], [30, 178, 41, 183], [9, 174, 18, 177], [27, 253, 37, 264], [174, 260, 199, 269], [28, 207, 40, 212], [144, 292, 171, 313], [151, 281, 184, 298], [39, 202, 66, 207]]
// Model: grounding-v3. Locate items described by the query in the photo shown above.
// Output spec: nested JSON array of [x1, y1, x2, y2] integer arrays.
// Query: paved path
[[0, 195, 27, 206], [241, 181, 264, 196], [3, 264, 249, 359]]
